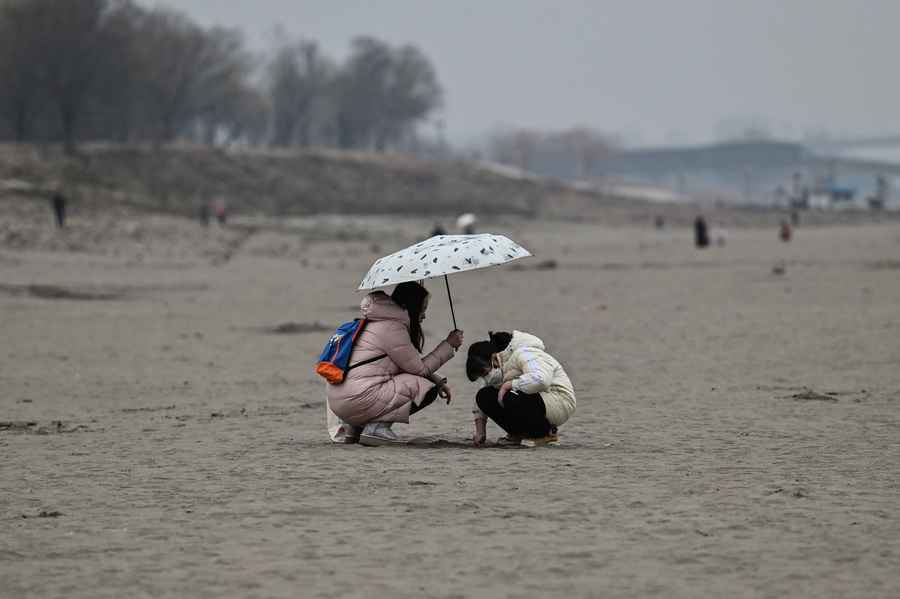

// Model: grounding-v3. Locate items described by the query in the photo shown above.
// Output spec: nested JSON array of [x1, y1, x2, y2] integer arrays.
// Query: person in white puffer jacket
[[465, 330, 576, 446]]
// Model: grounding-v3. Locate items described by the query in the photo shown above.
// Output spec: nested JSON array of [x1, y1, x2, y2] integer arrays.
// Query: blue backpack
[[315, 319, 386, 384]]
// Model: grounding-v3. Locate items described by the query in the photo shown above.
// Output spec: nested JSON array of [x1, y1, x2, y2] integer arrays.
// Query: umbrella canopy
[[358, 234, 531, 290], [358, 234, 532, 329]]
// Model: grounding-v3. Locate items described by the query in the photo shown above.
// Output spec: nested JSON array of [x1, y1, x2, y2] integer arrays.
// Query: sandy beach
[[2, 206, 899, 598]]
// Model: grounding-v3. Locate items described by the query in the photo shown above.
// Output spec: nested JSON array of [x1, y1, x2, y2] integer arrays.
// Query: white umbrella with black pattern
[[358, 234, 532, 328]]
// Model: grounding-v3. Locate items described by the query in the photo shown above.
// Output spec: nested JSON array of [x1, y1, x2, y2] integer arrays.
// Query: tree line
[[0, 0, 443, 153], [487, 126, 618, 180]]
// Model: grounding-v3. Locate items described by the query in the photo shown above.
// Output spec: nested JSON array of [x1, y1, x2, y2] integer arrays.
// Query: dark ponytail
[[391, 281, 429, 352], [488, 331, 512, 352]]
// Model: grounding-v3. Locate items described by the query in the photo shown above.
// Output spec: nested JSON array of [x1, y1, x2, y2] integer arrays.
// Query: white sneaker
[[496, 435, 523, 447], [326, 403, 361, 444], [333, 424, 362, 444], [359, 422, 403, 446]]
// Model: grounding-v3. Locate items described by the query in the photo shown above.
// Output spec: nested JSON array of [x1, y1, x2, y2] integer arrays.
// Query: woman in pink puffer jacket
[[326, 281, 464, 445]]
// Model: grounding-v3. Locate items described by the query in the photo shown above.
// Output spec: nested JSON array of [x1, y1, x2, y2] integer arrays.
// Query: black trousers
[[409, 385, 439, 415], [475, 386, 552, 438], [52, 197, 66, 228]]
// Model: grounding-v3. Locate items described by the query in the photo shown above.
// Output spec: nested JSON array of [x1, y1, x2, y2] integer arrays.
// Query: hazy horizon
[[146, 0, 900, 149]]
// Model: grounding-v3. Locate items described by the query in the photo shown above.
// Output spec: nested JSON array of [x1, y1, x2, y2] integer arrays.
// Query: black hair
[[488, 331, 512, 352], [466, 341, 494, 382], [465, 331, 513, 381], [391, 281, 429, 352]]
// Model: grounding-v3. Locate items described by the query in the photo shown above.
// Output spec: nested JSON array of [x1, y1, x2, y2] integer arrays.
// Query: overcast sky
[[150, 0, 900, 148]]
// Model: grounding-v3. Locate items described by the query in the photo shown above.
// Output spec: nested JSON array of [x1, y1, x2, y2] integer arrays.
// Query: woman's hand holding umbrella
[[445, 329, 464, 350]]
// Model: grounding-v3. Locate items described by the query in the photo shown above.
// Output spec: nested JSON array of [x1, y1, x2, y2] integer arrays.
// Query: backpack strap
[[346, 353, 388, 372]]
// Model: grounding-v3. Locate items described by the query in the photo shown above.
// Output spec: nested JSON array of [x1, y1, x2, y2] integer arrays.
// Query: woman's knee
[[475, 386, 500, 412]]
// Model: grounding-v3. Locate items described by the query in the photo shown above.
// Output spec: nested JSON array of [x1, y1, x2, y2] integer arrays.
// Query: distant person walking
[[457, 213, 477, 235], [213, 198, 227, 225], [51, 192, 67, 228], [713, 226, 728, 247], [779, 219, 792, 242], [199, 202, 211, 226], [694, 215, 709, 248]]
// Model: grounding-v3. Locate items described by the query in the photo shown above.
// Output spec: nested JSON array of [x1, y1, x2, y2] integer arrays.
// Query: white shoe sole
[[359, 434, 404, 446], [522, 437, 559, 447], [331, 435, 360, 444]]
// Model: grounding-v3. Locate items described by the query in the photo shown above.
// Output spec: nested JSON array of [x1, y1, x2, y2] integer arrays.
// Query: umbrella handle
[[444, 275, 458, 330]]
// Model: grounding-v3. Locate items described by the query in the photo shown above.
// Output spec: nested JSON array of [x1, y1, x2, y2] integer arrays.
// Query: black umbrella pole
[[444, 275, 458, 330]]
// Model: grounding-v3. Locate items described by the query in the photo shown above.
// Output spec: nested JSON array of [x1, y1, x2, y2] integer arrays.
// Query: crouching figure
[[326, 281, 463, 445], [466, 331, 575, 447]]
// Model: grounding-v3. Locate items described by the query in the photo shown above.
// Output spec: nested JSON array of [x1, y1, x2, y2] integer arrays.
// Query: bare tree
[[0, 5, 444, 154], [267, 44, 303, 147], [333, 37, 392, 149], [193, 26, 256, 144], [197, 85, 269, 146], [42, 0, 120, 152], [133, 9, 253, 144], [489, 128, 542, 172], [132, 9, 200, 142], [0, 0, 127, 151], [489, 126, 618, 178], [84, 1, 145, 142], [267, 40, 332, 147], [0, 0, 46, 140], [333, 37, 442, 151], [553, 127, 615, 178], [376, 45, 442, 150]]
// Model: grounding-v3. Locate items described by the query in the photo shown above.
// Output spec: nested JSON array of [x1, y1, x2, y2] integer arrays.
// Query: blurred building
[[515, 137, 900, 211]]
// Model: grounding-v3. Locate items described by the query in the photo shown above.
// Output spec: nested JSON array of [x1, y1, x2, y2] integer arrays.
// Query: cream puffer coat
[[326, 291, 455, 425], [480, 331, 576, 427]]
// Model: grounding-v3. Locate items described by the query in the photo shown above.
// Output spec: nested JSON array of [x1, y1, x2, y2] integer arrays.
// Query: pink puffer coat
[[326, 291, 455, 425]]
